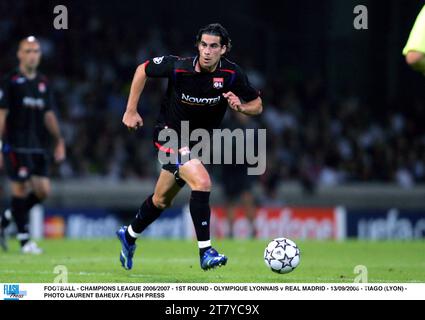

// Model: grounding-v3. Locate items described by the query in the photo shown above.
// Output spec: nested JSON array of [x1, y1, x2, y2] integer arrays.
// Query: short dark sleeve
[[230, 65, 260, 102], [0, 76, 11, 110], [44, 83, 54, 112], [144, 55, 177, 78]]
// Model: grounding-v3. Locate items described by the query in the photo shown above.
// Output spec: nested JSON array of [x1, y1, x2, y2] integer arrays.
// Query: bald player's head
[[19, 36, 40, 49], [17, 36, 42, 71]]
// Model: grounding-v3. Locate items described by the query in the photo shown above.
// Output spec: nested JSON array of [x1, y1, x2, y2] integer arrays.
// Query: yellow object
[[403, 5, 425, 55]]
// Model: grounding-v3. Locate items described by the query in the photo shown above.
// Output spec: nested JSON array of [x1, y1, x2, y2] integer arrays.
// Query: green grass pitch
[[0, 239, 424, 283]]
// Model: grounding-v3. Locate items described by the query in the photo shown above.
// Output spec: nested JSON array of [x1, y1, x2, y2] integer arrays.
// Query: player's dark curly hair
[[195, 23, 232, 52]]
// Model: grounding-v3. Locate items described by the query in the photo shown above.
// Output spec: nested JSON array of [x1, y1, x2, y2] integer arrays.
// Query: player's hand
[[123, 110, 144, 130], [54, 139, 66, 163], [223, 91, 243, 112]]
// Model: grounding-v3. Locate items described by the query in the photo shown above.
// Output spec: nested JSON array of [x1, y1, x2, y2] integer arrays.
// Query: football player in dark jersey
[[0, 36, 65, 253], [117, 24, 262, 271]]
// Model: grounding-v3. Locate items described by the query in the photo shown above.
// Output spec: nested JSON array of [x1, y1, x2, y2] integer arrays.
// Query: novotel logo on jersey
[[181, 93, 221, 106], [22, 97, 45, 109]]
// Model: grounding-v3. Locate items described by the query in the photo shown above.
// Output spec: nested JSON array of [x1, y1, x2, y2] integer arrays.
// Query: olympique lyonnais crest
[[213, 77, 224, 89], [38, 82, 46, 93]]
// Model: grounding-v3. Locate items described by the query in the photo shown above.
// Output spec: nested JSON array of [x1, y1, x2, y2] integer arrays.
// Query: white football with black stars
[[264, 237, 301, 274]]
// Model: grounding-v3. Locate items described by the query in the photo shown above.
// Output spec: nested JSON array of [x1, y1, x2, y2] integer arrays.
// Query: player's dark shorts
[[153, 124, 190, 188], [2, 149, 50, 182]]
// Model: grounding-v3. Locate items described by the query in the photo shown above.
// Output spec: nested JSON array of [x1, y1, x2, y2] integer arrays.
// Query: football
[[264, 237, 301, 274]]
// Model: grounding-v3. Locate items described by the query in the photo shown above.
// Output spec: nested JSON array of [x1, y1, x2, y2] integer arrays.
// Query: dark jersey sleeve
[[0, 76, 10, 110], [231, 65, 260, 102], [144, 55, 177, 78], [44, 83, 54, 112]]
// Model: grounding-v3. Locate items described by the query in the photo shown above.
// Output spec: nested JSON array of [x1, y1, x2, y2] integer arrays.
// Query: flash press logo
[[3, 284, 27, 300]]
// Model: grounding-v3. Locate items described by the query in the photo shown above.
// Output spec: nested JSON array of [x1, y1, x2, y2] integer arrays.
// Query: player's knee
[[152, 194, 173, 210], [406, 51, 424, 67], [191, 176, 212, 191], [181, 159, 211, 191]]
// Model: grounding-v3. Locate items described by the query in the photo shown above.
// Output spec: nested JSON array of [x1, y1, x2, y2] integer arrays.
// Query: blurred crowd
[[261, 81, 425, 191], [1, 1, 424, 193]]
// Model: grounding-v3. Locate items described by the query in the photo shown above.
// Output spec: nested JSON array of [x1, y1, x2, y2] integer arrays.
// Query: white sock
[[127, 225, 141, 238], [198, 240, 211, 249], [17, 233, 30, 241]]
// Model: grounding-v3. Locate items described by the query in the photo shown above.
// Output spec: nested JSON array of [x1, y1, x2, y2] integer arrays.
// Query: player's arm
[[223, 92, 263, 116], [0, 78, 10, 169], [123, 56, 175, 130], [123, 63, 147, 130], [0, 109, 7, 139], [225, 64, 263, 116], [0, 109, 7, 169], [44, 111, 66, 163]]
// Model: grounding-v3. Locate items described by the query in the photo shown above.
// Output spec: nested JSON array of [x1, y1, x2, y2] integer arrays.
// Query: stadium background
[[0, 0, 424, 244]]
